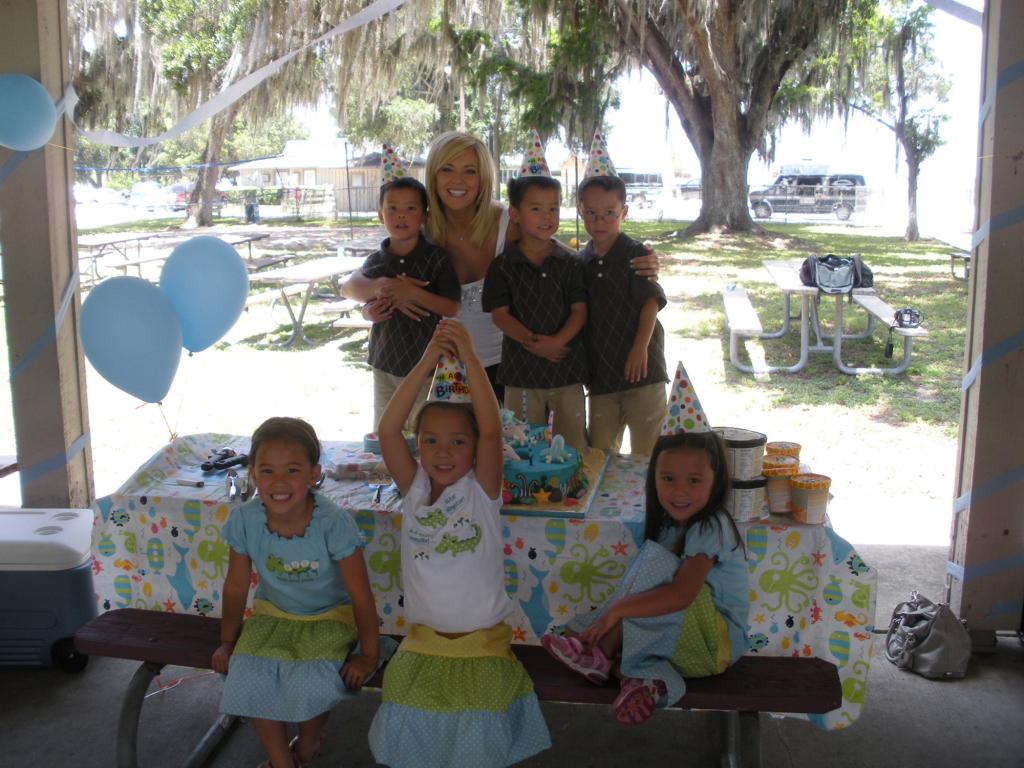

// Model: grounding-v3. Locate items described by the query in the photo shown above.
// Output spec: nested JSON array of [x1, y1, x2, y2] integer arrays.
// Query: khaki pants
[[503, 384, 587, 450], [588, 383, 666, 455], [373, 368, 431, 434]]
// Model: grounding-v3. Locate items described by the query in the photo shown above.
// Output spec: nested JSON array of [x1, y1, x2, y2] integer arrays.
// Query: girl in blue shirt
[[542, 430, 748, 725], [213, 417, 387, 768]]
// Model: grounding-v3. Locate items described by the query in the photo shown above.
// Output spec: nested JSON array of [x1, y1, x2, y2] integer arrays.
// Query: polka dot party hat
[[583, 128, 616, 178], [518, 128, 551, 177], [381, 142, 410, 184], [660, 361, 711, 434], [428, 355, 472, 403]]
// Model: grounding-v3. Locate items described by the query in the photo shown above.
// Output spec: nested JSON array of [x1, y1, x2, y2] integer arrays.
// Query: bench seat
[[244, 283, 307, 307], [76, 609, 841, 768]]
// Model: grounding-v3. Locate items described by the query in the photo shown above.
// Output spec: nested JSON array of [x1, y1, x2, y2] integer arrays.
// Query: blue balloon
[[0, 74, 58, 152], [159, 236, 249, 352], [80, 277, 183, 403]]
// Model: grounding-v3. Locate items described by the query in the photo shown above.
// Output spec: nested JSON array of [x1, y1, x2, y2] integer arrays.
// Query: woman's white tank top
[[455, 207, 508, 367]]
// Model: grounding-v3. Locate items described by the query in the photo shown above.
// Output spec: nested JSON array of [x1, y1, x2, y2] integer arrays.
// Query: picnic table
[[77, 233, 165, 285], [108, 233, 281, 279], [247, 254, 366, 346], [724, 259, 928, 375], [89, 433, 876, 731], [335, 236, 382, 260]]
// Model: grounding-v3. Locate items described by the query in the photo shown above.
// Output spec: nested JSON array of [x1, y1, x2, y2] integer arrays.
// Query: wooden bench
[[246, 254, 291, 272], [835, 290, 928, 375], [321, 298, 373, 330], [76, 609, 841, 768], [950, 251, 971, 281]]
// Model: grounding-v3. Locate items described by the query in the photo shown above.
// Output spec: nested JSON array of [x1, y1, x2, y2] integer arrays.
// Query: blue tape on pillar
[[945, 553, 1024, 583], [971, 204, 1024, 251], [19, 431, 90, 483], [978, 57, 1024, 130], [988, 599, 1024, 618], [952, 463, 1024, 514], [8, 269, 79, 382], [962, 329, 1024, 391]]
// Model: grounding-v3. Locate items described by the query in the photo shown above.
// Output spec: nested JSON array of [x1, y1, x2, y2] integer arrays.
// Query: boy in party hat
[[578, 129, 668, 455], [482, 129, 588, 449], [340, 142, 461, 430]]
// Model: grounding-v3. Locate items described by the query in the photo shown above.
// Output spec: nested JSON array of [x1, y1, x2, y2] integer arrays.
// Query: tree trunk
[[903, 140, 920, 242], [688, 133, 757, 234], [183, 104, 238, 229]]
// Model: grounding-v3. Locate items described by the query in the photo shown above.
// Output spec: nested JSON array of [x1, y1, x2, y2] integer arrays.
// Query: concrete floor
[[2, 544, 1022, 768]]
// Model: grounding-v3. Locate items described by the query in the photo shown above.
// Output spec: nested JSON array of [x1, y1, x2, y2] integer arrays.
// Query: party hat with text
[[427, 355, 472, 402]]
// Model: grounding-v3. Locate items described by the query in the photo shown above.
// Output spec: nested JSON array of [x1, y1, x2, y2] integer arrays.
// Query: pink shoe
[[612, 677, 663, 726], [541, 633, 611, 684]]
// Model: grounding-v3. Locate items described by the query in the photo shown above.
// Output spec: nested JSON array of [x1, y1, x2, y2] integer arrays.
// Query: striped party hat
[[661, 361, 711, 434]]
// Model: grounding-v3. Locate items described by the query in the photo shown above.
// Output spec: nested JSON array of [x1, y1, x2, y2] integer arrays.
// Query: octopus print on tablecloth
[[757, 551, 819, 613], [559, 543, 626, 605]]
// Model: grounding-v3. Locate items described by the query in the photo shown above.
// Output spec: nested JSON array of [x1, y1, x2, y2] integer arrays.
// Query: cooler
[[0, 507, 96, 671]]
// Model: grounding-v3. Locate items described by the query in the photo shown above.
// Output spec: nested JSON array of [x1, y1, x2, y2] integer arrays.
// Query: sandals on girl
[[540, 632, 612, 684], [288, 734, 321, 767], [612, 677, 664, 726]]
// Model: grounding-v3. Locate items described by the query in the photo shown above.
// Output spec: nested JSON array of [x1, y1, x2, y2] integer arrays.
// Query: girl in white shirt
[[368, 319, 550, 768]]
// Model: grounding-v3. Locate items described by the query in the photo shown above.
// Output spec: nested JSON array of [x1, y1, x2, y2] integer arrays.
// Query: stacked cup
[[713, 427, 768, 522]]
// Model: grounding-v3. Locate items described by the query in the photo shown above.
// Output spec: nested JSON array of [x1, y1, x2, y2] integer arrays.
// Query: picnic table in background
[[77, 232, 166, 285], [247, 254, 366, 345], [724, 259, 928, 375], [90, 434, 876, 731], [335, 236, 381, 260]]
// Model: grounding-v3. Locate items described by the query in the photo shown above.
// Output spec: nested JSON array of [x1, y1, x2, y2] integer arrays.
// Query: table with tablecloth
[[90, 433, 875, 730]]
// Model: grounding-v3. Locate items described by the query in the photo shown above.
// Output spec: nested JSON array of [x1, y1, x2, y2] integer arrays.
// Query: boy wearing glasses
[[577, 164, 667, 456]]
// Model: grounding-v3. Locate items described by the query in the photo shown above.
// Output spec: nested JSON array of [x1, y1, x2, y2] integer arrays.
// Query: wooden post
[[0, 0, 93, 507], [948, 0, 1024, 635]]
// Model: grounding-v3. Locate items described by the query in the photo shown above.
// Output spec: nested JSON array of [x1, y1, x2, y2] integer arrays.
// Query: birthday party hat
[[660, 361, 711, 435], [583, 129, 616, 178], [518, 129, 551, 177], [381, 142, 410, 184], [427, 355, 472, 403]]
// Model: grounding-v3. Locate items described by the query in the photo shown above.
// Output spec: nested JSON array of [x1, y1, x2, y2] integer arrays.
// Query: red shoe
[[612, 677, 663, 726], [541, 633, 612, 684]]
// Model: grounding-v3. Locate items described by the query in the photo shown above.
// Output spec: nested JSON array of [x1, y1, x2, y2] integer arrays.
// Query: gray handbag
[[885, 591, 972, 679]]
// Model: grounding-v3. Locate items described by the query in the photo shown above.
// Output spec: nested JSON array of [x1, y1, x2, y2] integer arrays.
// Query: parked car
[[749, 173, 867, 220], [675, 179, 702, 199], [618, 170, 664, 208], [168, 182, 193, 211], [128, 181, 175, 210]]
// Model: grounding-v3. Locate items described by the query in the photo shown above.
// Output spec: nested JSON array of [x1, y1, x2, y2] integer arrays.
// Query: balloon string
[[157, 403, 177, 443], [169, 355, 194, 441]]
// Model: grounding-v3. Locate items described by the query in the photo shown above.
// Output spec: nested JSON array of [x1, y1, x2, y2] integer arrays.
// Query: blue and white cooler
[[0, 507, 96, 671]]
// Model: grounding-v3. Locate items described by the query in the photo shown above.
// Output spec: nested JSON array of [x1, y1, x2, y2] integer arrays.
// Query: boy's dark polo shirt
[[482, 239, 588, 389], [582, 234, 668, 395], [362, 235, 461, 376]]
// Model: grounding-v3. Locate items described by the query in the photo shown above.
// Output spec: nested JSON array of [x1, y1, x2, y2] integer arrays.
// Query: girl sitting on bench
[[213, 417, 389, 768], [541, 363, 749, 725]]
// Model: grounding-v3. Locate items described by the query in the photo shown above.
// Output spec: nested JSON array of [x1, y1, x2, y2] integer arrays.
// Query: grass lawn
[[552, 218, 966, 435]]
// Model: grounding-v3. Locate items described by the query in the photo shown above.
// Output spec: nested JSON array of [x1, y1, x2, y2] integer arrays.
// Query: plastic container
[[723, 476, 768, 522], [765, 441, 801, 459], [762, 455, 800, 513], [712, 427, 767, 481], [0, 508, 96, 670], [790, 473, 832, 524]]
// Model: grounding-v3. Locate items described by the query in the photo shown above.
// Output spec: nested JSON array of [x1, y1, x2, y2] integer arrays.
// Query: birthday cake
[[500, 410, 585, 505]]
